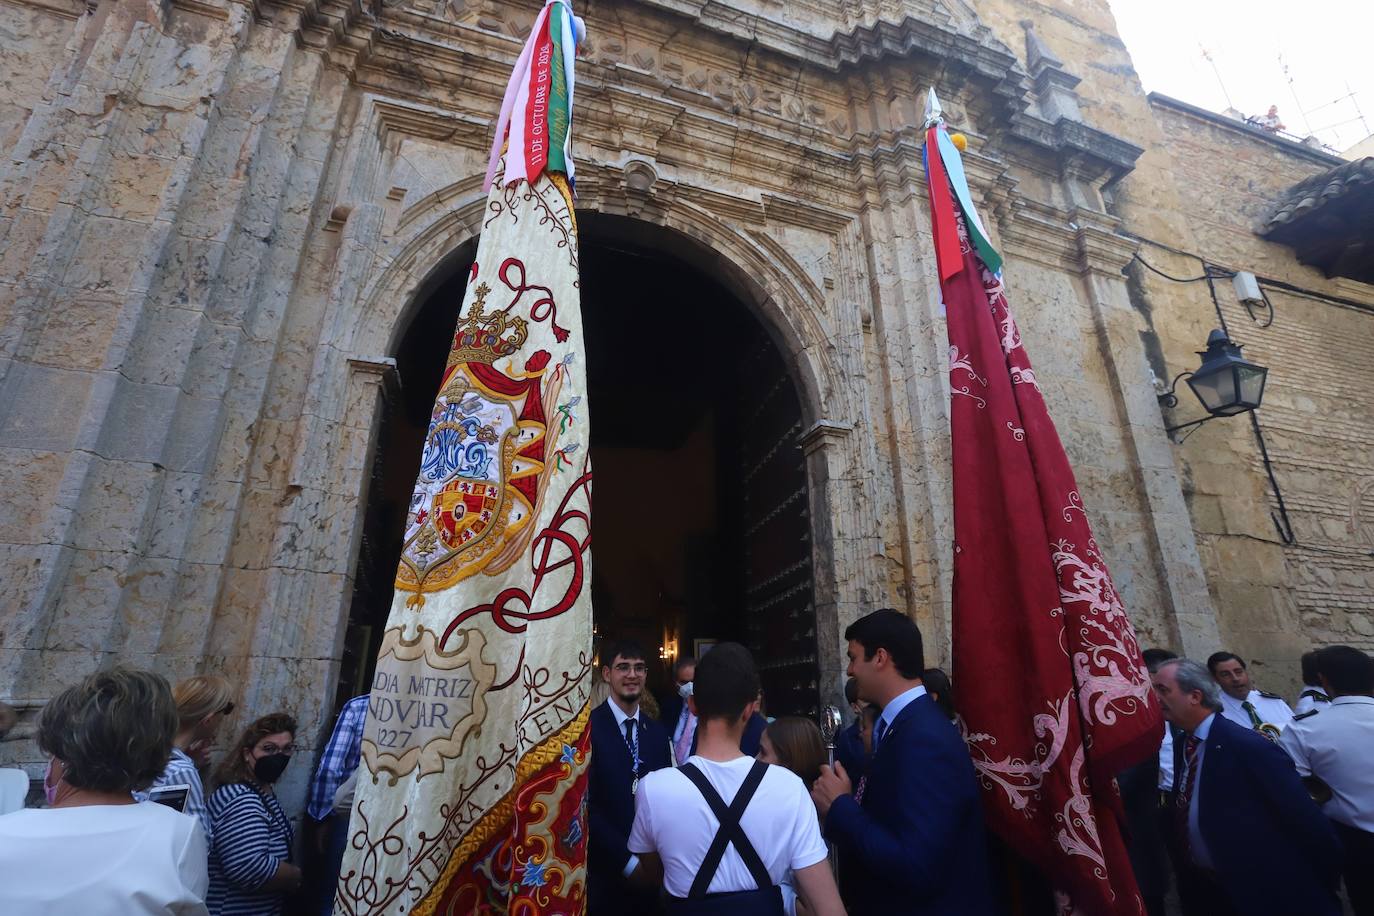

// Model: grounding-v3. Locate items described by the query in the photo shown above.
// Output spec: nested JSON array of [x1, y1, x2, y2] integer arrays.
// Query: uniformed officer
[[1295, 650, 1333, 716], [1279, 645, 1374, 916], [1208, 651, 1294, 738]]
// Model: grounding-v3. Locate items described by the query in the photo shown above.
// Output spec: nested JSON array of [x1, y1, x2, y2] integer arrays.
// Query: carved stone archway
[[329, 172, 884, 710]]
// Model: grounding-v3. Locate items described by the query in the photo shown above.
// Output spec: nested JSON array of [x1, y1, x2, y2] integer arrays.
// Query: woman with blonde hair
[[142, 674, 235, 844]]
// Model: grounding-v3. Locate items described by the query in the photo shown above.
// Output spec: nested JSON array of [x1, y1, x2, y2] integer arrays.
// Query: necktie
[[1174, 735, 1201, 857], [674, 710, 695, 763], [624, 717, 639, 776], [1242, 700, 1264, 729], [873, 717, 888, 751]]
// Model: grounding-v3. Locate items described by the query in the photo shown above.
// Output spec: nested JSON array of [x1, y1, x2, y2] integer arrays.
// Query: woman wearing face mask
[[207, 713, 302, 916], [0, 667, 209, 915], [137, 674, 235, 845]]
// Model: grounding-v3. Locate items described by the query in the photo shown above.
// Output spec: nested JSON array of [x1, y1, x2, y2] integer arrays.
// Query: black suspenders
[[677, 760, 774, 899]]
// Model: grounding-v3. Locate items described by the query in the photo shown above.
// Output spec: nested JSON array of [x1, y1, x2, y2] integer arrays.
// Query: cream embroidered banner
[[337, 4, 592, 912]]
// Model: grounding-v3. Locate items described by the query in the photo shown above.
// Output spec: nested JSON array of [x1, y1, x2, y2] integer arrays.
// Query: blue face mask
[[678, 682, 693, 700]]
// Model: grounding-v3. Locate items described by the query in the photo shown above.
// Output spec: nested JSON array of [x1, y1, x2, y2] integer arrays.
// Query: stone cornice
[[1006, 115, 1144, 183]]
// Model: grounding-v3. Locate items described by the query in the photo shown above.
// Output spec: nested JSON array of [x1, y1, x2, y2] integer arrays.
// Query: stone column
[[1069, 208, 1221, 656]]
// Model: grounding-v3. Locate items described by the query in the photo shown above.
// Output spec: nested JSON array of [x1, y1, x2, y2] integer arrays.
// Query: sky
[[1107, 0, 1374, 152]]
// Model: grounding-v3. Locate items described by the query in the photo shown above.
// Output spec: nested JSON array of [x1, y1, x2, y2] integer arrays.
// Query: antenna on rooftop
[[1278, 53, 1315, 134], [1200, 45, 1235, 110]]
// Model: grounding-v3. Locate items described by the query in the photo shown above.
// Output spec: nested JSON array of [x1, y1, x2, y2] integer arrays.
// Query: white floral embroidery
[[949, 344, 988, 409]]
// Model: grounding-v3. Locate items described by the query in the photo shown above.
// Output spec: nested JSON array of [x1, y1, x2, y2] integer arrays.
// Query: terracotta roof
[[1263, 156, 1374, 232]]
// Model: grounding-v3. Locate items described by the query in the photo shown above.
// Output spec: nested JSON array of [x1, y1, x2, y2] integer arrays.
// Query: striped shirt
[[137, 748, 213, 846], [206, 783, 294, 916], [307, 695, 369, 821]]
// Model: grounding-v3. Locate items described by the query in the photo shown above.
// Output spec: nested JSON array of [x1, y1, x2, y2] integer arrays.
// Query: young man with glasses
[[589, 640, 673, 915]]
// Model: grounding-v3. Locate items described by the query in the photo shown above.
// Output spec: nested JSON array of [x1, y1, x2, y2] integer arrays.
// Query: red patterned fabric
[[932, 147, 1163, 914]]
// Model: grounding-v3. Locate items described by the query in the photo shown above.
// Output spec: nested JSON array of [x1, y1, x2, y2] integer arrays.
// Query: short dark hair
[[37, 667, 177, 793], [1206, 651, 1245, 675], [922, 668, 955, 719], [1300, 650, 1322, 686], [844, 609, 925, 678], [602, 640, 647, 668], [843, 677, 859, 706], [691, 642, 760, 722], [1315, 646, 1374, 696], [673, 656, 697, 677], [1142, 648, 1178, 673], [214, 712, 297, 788]]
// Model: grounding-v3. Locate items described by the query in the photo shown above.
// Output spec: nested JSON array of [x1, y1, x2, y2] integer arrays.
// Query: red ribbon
[[924, 126, 963, 283]]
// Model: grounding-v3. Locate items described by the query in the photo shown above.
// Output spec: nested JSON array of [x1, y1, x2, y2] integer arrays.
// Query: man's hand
[[810, 761, 852, 821]]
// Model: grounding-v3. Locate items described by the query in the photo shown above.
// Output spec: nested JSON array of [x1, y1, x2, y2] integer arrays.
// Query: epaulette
[[1259, 690, 1284, 700], [1294, 709, 1320, 721]]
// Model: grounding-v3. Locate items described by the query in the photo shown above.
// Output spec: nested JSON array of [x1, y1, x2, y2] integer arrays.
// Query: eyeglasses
[[612, 663, 648, 675], [258, 742, 296, 756]]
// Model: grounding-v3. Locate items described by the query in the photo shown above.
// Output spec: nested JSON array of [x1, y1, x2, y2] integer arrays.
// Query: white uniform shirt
[[0, 801, 209, 915], [628, 755, 828, 898], [1219, 688, 1293, 734], [1279, 695, 1374, 833], [1157, 726, 1175, 791], [1294, 685, 1332, 717]]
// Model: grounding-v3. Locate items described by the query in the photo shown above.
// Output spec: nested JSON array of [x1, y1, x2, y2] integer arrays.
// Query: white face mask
[[678, 681, 694, 700]]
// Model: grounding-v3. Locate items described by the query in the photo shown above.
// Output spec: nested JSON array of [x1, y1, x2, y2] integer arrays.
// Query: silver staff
[[819, 704, 843, 766]]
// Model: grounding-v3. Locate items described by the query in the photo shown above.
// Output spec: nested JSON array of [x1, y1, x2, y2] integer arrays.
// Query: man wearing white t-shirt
[[628, 642, 845, 916]]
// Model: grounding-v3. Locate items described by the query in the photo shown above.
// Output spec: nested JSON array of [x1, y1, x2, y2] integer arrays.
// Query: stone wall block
[[177, 479, 244, 565], [94, 378, 182, 463], [62, 215, 155, 294], [68, 457, 159, 553], [42, 547, 137, 651], [0, 363, 95, 452], [180, 320, 246, 400], [109, 555, 183, 656], [209, 564, 268, 657], [157, 560, 230, 658], [162, 394, 230, 472], [244, 417, 298, 491], [28, 292, 125, 369]]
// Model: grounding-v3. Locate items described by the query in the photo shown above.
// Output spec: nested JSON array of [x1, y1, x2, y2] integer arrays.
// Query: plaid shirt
[[307, 695, 369, 821]]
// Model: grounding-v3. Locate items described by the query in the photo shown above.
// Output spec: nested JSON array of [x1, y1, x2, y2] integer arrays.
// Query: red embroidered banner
[[931, 135, 1163, 914]]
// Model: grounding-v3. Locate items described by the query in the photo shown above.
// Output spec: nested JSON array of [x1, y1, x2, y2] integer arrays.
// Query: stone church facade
[[1, 0, 1371, 799]]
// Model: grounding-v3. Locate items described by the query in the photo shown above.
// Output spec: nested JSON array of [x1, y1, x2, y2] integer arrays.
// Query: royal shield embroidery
[[396, 282, 566, 606]]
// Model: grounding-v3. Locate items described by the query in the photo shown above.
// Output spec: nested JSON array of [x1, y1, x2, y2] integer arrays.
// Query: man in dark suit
[[588, 639, 672, 915], [1152, 657, 1342, 916], [811, 609, 995, 915]]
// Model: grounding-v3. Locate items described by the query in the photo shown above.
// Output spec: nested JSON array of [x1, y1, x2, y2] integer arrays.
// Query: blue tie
[[624, 718, 640, 774], [874, 717, 888, 750]]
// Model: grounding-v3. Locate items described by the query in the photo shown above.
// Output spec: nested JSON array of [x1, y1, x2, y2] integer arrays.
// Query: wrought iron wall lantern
[[1133, 254, 1296, 545], [1156, 329, 1269, 437]]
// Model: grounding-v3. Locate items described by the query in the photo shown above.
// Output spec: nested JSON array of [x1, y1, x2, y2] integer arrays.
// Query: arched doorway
[[339, 215, 821, 718]]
